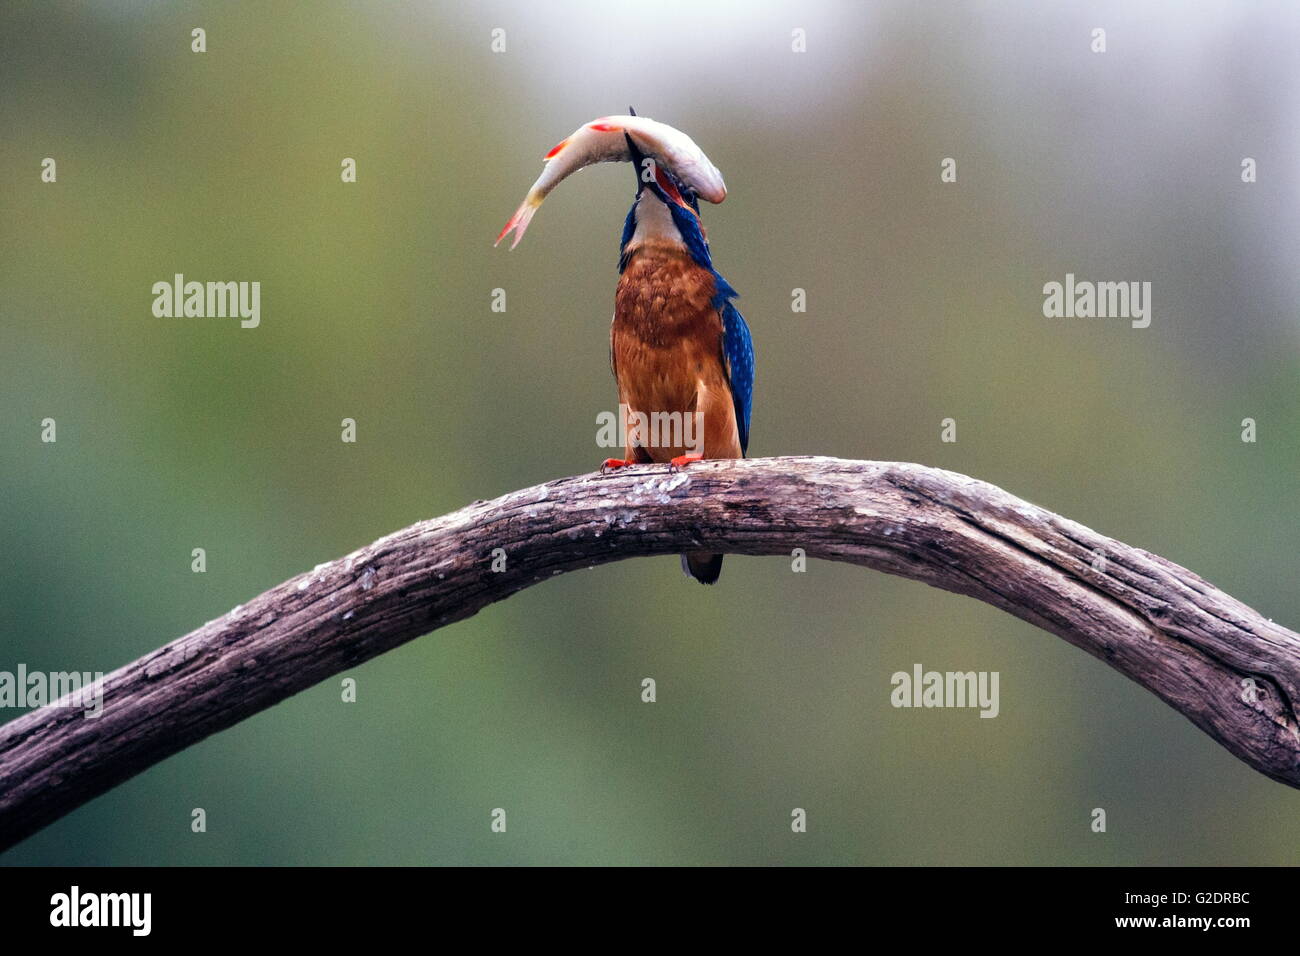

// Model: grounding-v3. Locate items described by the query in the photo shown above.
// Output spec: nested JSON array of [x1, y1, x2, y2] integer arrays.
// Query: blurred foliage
[[1, 0, 1297, 864]]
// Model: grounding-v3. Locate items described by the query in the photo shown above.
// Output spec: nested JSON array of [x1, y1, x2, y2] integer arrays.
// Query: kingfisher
[[496, 112, 754, 584]]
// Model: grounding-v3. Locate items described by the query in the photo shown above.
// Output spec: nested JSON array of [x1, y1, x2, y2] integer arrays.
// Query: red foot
[[669, 453, 704, 471], [600, 458, 636, 474]]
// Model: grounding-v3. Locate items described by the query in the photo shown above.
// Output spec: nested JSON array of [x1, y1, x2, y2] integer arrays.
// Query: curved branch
[[2, 456, 1297, 851]]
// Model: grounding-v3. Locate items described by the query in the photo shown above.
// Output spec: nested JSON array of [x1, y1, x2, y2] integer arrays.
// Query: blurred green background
[[2, 0, 1297, 864]]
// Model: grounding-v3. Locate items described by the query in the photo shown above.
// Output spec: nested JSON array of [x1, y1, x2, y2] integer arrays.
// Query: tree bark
[[1, 456, 1297, 851]]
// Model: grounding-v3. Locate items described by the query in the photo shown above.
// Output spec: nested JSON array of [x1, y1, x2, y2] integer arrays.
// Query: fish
[[495, 114, 727, 249]]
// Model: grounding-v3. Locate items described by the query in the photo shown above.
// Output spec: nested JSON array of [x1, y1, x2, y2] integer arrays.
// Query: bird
[[496, 112, 753, 584]]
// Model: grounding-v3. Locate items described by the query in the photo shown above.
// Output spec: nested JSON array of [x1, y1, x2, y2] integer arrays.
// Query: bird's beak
[[625, 131, 695, 216], [623, 132, 646, 197]]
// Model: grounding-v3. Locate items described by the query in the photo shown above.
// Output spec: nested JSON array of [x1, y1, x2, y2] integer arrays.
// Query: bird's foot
[[669, 453, 704, 472], [600, 458, 637, 474]]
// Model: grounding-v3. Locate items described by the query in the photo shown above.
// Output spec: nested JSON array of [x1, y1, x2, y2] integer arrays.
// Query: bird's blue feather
[[668, 208, 754, 457], [718, 296, 753, 455], [617, 203, 638, 272]]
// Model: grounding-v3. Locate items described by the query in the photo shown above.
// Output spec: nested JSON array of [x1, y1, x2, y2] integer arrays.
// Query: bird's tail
[[682, 552, 724, 585]]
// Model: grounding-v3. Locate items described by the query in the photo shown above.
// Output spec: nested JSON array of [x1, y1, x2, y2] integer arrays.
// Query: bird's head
[[618, 131, 713, 272]]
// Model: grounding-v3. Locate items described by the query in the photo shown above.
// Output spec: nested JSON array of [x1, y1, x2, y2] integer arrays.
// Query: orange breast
[[611, 243, 742, 462]]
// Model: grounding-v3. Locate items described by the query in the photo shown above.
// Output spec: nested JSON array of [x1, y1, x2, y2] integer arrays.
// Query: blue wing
[[719, 298, 754, 456]]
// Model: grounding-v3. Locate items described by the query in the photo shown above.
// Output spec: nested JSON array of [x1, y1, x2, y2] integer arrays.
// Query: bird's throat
[[629, 190, 685, 248]]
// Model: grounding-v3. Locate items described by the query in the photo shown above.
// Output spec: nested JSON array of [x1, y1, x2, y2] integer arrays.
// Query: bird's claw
[[669, 453, 704, 472], [600, 458, 636, 475]]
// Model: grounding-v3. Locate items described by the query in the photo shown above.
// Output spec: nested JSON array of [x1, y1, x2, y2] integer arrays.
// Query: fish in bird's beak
[[494, 114, 726, 249], [622, 131, 701, 218]]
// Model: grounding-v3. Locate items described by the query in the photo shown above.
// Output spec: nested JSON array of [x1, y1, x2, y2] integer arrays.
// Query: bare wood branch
[[2, 456, 1297, 851]]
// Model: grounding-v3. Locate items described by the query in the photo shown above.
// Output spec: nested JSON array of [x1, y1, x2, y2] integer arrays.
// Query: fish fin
[[494, 198, 540, 249]]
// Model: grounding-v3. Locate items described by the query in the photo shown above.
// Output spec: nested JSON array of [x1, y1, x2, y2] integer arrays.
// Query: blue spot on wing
[[718, 293, 754, 456]]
